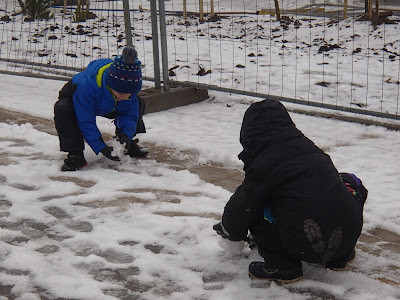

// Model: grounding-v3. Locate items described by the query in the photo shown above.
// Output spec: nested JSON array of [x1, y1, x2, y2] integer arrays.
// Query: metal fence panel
[[0, 0, 399, 120]]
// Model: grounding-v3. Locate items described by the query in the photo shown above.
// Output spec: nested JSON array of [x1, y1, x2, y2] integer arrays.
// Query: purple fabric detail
[[348, 173, 362, 186]]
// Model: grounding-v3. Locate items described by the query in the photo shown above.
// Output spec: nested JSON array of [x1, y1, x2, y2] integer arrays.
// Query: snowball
[[110, 139, 126, 158], [217, 236, 245, 255]]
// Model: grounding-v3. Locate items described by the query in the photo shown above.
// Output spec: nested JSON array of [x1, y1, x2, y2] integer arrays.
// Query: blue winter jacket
[[72, 59, 140, 154]]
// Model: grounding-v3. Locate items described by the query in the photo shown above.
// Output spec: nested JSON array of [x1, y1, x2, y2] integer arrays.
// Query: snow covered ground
[[0, 0, 400, 299], [0, 73, 399, 299]]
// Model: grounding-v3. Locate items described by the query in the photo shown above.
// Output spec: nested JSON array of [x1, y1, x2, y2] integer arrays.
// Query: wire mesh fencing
[[0, 0, 399, 120], [0, 0, 152, 78]]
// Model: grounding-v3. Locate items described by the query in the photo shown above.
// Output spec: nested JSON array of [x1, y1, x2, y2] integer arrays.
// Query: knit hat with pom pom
[[106, 46, 142, 94]]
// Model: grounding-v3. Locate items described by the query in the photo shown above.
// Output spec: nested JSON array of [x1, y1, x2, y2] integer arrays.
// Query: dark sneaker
[[126, 139, 149, 158], [61, 153, 87, 171], [248, 261, 303, 283], [326, 248, 356, 271]]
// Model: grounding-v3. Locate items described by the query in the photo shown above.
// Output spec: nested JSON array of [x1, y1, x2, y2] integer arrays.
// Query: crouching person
[[213, 99, 368, 283], [54, 46, 148, 171]]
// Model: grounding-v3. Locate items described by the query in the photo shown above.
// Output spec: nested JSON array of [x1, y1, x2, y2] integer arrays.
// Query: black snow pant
[[250, 221, 302, 270], [250, 172, 367, 270], [54, 80, 146, 153]]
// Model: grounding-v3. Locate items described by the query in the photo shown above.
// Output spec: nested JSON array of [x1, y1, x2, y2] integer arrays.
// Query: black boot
[[126, 139, 149, 158], [248, 261, 303, 283], [325, 248, 356, 271], [61, 152, 87, 171]]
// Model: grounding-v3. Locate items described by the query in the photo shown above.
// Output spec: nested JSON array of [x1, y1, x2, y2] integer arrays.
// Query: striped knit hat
[[105, 46, 142, 94]]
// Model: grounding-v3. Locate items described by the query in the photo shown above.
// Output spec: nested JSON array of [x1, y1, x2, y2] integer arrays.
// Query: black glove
[[213, 222, 229, 239], [117, 133, 131, 150], [100, 146, 120, 161]]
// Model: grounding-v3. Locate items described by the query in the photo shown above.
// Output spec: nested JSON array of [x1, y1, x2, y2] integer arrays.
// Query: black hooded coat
[[221, 99, 366, 263]]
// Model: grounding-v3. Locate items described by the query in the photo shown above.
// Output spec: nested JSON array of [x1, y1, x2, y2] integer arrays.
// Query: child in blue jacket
[[54, 46, 148, 171]]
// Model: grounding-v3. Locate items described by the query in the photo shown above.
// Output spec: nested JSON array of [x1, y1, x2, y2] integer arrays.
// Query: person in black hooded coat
[[213, 99, 368, 283]]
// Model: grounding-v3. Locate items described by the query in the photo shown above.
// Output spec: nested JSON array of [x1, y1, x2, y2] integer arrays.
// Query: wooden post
[[343, 0, 348, 18], [210, 0, 214, 17], [86, 0, 89, 15], [63, 0, 67, 14], [274, 0, 281, 21], [368, 0, 372, 19], [183, 0, 187, 19], [78, 0, 82, 20], [365, 0, 369, 13], [199, 0, 204, 22], [375, 0, 379, 17]]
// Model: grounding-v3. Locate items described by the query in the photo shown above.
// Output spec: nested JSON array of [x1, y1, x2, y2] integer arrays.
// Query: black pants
[[250, 173, 367, 270], [250, 221, 302, 270], [54, 80, 146, 153]]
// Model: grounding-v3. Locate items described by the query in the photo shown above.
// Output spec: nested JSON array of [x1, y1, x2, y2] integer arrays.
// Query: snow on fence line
[[0, 0, 399, 120]]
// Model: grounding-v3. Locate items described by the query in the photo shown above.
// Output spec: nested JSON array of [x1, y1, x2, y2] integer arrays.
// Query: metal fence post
[[158, 0, 169, 91], [122, 0, 133, 47], [150, 0, 161, 89]]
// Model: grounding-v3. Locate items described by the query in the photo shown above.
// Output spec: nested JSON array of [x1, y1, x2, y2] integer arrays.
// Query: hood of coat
[[73, 58, 113, 92], [238, 99, 304, 166], [85, 58, 114, 81]]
